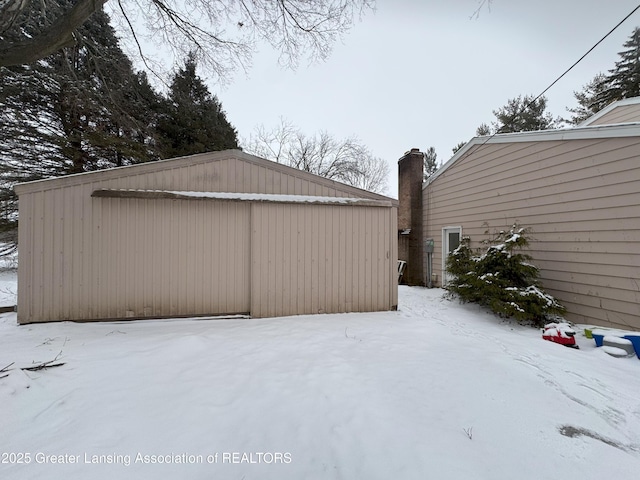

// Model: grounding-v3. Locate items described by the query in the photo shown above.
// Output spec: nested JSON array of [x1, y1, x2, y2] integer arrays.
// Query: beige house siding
[[586, 103, 640, 126], [16, 150, 398, 323], [423, 137, 640, 330]]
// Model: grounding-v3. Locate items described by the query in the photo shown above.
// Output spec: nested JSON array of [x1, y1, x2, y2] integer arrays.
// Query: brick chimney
[[398, 148, 424, 286]]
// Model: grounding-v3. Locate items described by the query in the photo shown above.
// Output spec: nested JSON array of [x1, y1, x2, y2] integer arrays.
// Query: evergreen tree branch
[[0, 0, 107, 67], [0, 0, 29, 34]]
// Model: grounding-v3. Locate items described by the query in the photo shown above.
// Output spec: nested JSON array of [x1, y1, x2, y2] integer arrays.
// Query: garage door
[[250, 202, 394, 318], [92, 197, 250, 319]]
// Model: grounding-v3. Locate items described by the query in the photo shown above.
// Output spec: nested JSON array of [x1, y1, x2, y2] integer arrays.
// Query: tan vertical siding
[[250, 203, 395, 318], [20, 194, 252, 322], [16, 151, 397, 323], [91, 198, 251, 320], [390, 206, 398, 309], [16, 193, 33, 322], [424, 137, 640, 329]]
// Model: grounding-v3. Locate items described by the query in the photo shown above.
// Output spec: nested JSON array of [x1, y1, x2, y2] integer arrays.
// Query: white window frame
[[442, 226, 462, 285]]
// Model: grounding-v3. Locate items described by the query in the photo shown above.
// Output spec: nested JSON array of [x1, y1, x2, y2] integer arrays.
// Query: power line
[[531, 3, 640, 106], [471, 3, 640, 148]]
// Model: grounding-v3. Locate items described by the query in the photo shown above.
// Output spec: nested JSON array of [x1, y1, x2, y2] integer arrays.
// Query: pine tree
[[156, 54, 238, 158], [490, 95, 558, 133], [445, 225, 565, 326], [475, 123, 491, 136], [423, 147, 438, 181], [565, 73, 609, 125], [568, 28, 640, 123], [52, 27, 161, 173], [452, 141, 466, 154], [0, 5, 162, 254], [0, 6, 160, 177], [599, 27, 640, 104]]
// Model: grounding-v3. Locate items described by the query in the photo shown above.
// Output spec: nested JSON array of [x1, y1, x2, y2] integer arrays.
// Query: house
[[399, 97, 640, 330], [15, 150, 398, 324]]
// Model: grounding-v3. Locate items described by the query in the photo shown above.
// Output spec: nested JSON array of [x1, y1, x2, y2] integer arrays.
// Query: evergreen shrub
[[445, 225, 565, 326]]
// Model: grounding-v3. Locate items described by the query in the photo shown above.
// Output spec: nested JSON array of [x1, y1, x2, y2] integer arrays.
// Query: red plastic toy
[[542, 322, 578, 349]]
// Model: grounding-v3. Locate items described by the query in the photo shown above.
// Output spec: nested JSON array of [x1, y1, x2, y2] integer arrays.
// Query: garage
[[15, 150, 398, 323]]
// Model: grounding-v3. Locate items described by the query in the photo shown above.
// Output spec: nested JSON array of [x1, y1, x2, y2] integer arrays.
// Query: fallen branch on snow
[[0, 362, 14, 378], [21, 352, 65, 372]]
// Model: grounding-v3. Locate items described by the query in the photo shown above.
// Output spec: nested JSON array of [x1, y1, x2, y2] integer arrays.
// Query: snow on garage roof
[[91, 189, 394, 207]]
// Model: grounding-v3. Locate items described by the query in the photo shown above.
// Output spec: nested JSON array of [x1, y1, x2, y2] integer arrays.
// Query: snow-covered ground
[[0, 269, 17, 307], [0, 250, 17, 307], [1, 279, 639, 479]]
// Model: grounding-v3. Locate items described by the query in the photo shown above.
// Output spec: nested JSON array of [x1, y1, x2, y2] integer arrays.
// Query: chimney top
[[402, 148, 422, 156]]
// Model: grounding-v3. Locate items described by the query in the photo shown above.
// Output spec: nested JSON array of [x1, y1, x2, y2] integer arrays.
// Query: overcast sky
[[209, 0, 640, 197]]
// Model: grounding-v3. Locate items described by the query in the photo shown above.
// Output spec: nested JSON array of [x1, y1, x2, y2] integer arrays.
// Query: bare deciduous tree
[[470, 0, 492, 19], [0, 0, 374, 81], [245, 119, 389, 194]]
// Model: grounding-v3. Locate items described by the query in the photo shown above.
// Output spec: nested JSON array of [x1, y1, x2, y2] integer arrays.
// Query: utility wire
[[530, 3, 640, 107], [463, 3, 640, 154]]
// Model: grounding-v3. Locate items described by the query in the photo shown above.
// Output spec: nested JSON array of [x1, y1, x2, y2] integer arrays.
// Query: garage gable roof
[[15, 149, 394, 203]]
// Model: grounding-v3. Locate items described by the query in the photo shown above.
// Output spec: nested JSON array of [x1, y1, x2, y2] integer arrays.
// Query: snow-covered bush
[[445, 225, 565, 326]]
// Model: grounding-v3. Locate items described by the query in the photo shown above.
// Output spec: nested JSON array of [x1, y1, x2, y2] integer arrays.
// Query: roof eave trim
[[423, 122, 640, 189], [91, 189, 394, 208], [579, 97, 640, 126]]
